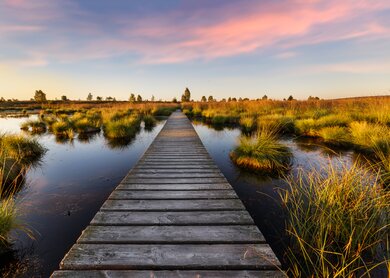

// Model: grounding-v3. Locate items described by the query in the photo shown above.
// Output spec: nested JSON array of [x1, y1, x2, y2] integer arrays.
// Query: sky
[[1, 0, 390, 101]]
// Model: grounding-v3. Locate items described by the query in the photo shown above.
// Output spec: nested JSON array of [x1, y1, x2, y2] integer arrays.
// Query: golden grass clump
[[230, 129, 292, 175], [280, 162, 390, 277]]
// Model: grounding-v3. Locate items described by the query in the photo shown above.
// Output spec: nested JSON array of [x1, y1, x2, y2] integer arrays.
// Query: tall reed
[[280, 162, 390, 277]]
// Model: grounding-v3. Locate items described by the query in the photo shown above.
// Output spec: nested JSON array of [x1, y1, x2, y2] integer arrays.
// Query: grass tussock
[[0, 134, 46, 166], [281, 162, 390, 277], [20, 119, 46, 133], [51, 121, 74, 139], [143, 115, 156, 130], [318, 126, 351, 147], [103, 116, 141, 139], [0, 136, 38, 250], [350, 121, 390, 152], [239, 116, 256, 134], [230, 129, 292, 175], [0, 198, 32, 251]]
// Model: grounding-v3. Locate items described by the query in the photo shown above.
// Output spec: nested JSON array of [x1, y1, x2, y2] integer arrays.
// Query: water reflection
[[192, 121, 357, 267], [0, 116, 166, 277]]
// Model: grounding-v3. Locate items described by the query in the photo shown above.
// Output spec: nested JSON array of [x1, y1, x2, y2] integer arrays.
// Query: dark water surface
[[0, 116, 165, 277], [0, 116, 357, 277]]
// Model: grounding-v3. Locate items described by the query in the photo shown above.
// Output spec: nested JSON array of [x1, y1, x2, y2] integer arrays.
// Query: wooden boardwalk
[[52, 112, 283, 277]]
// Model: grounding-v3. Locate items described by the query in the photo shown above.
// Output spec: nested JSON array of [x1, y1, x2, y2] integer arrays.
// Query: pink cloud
[[111, 0, 390, 64], [1, 0, 390, 65]]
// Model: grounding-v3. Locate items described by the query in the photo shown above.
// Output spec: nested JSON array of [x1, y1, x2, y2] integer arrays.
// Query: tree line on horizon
[[0, 88, 323, 103]]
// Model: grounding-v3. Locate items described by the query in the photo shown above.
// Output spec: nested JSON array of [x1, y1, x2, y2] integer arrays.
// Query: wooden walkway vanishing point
[[52, 111, 283, 277]]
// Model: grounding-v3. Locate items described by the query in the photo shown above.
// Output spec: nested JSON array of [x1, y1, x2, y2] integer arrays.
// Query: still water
[[0, 116, 355, 277], [0, 116, 165, 277]]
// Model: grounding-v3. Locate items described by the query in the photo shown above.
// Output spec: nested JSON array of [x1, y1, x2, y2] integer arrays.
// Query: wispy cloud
[[1, 0, 390, 66]]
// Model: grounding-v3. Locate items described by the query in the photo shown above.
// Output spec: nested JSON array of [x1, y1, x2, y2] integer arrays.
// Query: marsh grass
[[152, 106, 177, 116], [230, 128, 292, 175], [20, 120, 46, 134], [280, 162, 390, 277], [143, 115, 156, 130], [350, 121, 390, 153], [103, 116, 141, 139], [51, 121, 73, 139], [257, 114, 295, 134], [239, 116, 256, 134], [0, 134, 46, 166], [0, 138, 36, 251], [318, 126, 351, 147], [373, 143, 390, 188]]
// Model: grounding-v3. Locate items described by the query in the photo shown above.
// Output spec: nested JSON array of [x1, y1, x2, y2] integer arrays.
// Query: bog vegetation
[[0, 134, 45, 251], [183, 96, 390, 276], [1, 96, 389, 276]]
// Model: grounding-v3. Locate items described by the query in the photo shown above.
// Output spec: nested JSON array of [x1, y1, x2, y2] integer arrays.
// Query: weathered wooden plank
[[116, 183, 232, 190], [109, 190, 237, 200], [130, 168, 221, 174], [60, 244, 280, 270], [141, 157, 212, 163], [52, 270, 285, 278], [122, 178, 227, 184], [133, 164, 219, 169], [101, 199, 245, 211], [146, 150, 208, 153], [137, 162, 216, 166], [128, 173, 223, 178], [91, 211, 254, 225], [78, 225, 265, 243], [145, 152, 207, 155]]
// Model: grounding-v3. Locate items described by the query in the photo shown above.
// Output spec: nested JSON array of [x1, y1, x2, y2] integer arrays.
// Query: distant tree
[[106, 96, 113, 101], [34, 90, 46, 102], [208, 95, 214, 102], [221, 98, 226, 102], [151, 95, 155, 102], [243, 98, 249, 101], [201, 96, 207, 102], [61, 95, 68, 101], [308, 96, 320, 101], [172, 97, 177, 103], [228, 97, 232, 102], [96, 96, 102, 101], [231, 97, 237, 101], [136, 94, 142, 102], [0, 97, 5, 102], [238, 97, 243, 102], [181, 87, 191, 102], [87, 93, 93, 101], [129, 93, 136, 102], [262, 95, 268, 100], [287, 95, 294, 101]]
